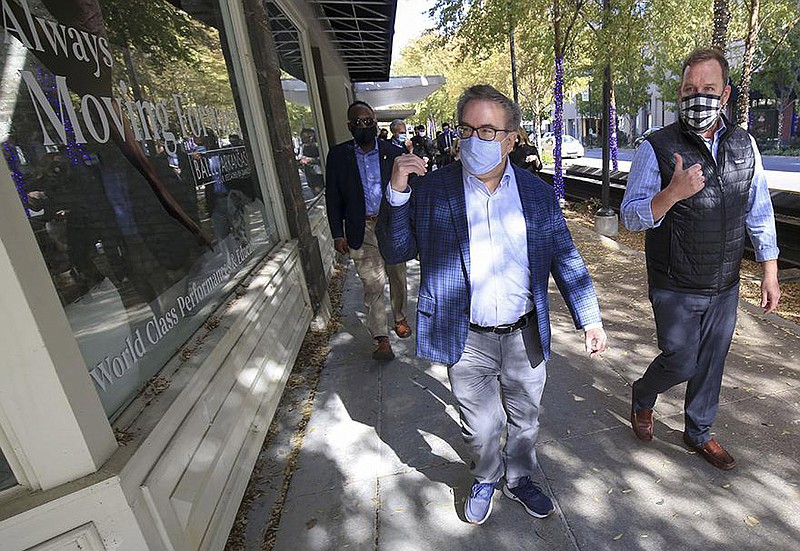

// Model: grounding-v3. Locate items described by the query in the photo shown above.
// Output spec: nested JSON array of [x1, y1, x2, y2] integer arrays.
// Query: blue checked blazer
[[377, 161, 602, 365]]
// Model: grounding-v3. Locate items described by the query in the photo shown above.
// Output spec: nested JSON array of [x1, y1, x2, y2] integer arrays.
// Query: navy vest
[[644, 118, 754, 294]]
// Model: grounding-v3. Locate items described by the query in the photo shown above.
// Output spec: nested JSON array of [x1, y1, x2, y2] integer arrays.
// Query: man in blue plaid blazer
[[378, 85, 607, 525]]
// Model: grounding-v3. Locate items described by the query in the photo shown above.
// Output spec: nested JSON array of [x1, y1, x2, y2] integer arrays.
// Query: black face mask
[[350, 125, 377, 146]]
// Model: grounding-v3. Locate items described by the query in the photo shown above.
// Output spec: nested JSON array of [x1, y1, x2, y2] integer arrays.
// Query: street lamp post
[[594, 0, 619, 236]]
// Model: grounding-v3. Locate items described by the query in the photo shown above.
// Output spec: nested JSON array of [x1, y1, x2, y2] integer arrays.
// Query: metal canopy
[[309, 0, 398, 82]]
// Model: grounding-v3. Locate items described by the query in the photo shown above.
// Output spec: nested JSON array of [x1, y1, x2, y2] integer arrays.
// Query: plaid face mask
[[680, 93, 722, 132]]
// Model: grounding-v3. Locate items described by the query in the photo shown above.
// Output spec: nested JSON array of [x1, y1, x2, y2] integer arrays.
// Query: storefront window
[[265, 1, 325, 206], [0, 0, 279, 419]]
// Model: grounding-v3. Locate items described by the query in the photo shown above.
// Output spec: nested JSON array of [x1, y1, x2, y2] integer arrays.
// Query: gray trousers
[[448, 323, 546, 487], [633, 284, 739, 444]]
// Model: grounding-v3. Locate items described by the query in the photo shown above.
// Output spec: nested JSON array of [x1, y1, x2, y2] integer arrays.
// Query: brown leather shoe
[[630, 391, 653, 442], [394, 318, 412, 339], [372, 337, 395, 361], [683, 434, 736, 470]]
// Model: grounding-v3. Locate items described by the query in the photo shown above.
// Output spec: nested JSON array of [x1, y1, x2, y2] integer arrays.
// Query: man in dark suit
[[411, 124, 436, 171], [326, 101, 411, 360], [379, 85, 607, 524], [436, 122, 456, 166]]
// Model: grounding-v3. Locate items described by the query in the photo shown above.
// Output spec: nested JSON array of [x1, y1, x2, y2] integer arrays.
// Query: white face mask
[[680, 93, 723, 132], [397, 133, 408, 142], [459, 136, 505, 176]]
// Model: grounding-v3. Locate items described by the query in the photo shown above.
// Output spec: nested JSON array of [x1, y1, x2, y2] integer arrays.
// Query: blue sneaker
[[465, 480, 496, 524], [502, 477, 554, 518]]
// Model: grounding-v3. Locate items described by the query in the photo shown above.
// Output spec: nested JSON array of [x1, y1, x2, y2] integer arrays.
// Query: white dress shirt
[[388, 161, 532, 326], [387, 161, 602, 331]]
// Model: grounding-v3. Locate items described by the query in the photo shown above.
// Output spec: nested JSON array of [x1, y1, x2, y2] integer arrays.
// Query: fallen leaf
[[621, 488, 632, 494], [608, 488, 614, 494], [656, 499, 664, 505], [693, 511, 702, 517], [655, 478, 662, 484], [744, 516, 760, 527], [722, 483, 731, 489], [613, 533, 623, 541], [573, 394, 585, 401], [306, 518, 317, 530], [641, 534, 649, 538]]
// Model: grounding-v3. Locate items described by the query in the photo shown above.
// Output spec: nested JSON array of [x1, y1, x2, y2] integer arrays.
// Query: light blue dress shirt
[[621, 121, 780, 262], [354, 139, 383, 216]]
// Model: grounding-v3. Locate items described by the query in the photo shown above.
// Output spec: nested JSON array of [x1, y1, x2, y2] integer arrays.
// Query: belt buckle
[[494, 323, 514, 334]]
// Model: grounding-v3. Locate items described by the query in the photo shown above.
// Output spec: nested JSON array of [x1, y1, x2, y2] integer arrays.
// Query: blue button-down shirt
[[354, 139, 383, 216], [621, 122, 780, 262]]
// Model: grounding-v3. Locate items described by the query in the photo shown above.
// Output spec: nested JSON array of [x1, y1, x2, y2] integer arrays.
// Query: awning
[[354, 76, 446, 108], [309, 0, 398, 82], [282, 75, 445, 111]]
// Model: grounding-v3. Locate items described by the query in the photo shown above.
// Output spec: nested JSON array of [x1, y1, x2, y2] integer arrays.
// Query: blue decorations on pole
[[553, 54, 565, 202], [609, 99, 619, 171]]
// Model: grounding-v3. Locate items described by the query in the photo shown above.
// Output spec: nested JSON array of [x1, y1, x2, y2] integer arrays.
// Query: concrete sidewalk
[[237, 222, 800, 551]]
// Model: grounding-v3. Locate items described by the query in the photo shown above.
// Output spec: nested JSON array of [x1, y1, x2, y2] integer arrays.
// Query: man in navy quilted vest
[[622, 47, 781, 470], [378, 84, 607, 524]]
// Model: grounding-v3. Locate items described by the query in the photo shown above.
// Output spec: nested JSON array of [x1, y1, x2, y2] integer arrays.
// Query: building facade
[[0, 0, 396, 549]]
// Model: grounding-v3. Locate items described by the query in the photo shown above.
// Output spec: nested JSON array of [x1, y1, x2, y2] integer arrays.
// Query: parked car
[[543, 134, 585, 158], [634, 126, 662, 148]]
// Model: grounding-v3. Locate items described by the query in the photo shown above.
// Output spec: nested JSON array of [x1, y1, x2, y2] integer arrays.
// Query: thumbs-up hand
[[667, 153, 705, 201]]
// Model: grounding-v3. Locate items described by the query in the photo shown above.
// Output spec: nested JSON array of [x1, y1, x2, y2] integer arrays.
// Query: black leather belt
[[469, 311, 535, 334]]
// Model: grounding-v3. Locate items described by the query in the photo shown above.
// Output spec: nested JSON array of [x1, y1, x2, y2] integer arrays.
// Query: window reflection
[[265, 1, 325, 206], [0, 0, 279, 419], [0, 450, 16, 491]]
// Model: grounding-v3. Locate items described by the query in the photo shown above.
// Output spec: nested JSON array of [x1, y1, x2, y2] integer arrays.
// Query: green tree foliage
[[393, 32, 514, 125], [409, 0, 799, 144], [424, 0, 589, 132], [751, 17, 800, 145], [645, 0, 713, 106], [100, 0, 234, 108]]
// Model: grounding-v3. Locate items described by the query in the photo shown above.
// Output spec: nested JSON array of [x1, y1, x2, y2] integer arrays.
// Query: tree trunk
[[737, 0, 761, 129], [712, 0, 730, 49], [552, 0, 565, 202]]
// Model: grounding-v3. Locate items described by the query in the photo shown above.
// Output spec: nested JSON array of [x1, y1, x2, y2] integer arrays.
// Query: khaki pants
[[349, 220, 407, 338]]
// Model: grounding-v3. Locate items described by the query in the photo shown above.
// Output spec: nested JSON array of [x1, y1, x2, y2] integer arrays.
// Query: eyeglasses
[[456, 124, 513, 141], [349, 117, 376, 128]]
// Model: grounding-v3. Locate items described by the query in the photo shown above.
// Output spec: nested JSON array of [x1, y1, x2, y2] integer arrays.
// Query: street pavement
[[239, 222, 800, 551]]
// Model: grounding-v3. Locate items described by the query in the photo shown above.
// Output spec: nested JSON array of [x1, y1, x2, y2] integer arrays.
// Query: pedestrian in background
[[411, 124, 436, 171], [509, 126, 543, 174], [389, 119, 413, 153], [325, 101, 413, 361], [622, 47, 781, 470], [436, 121, 456, 166]]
